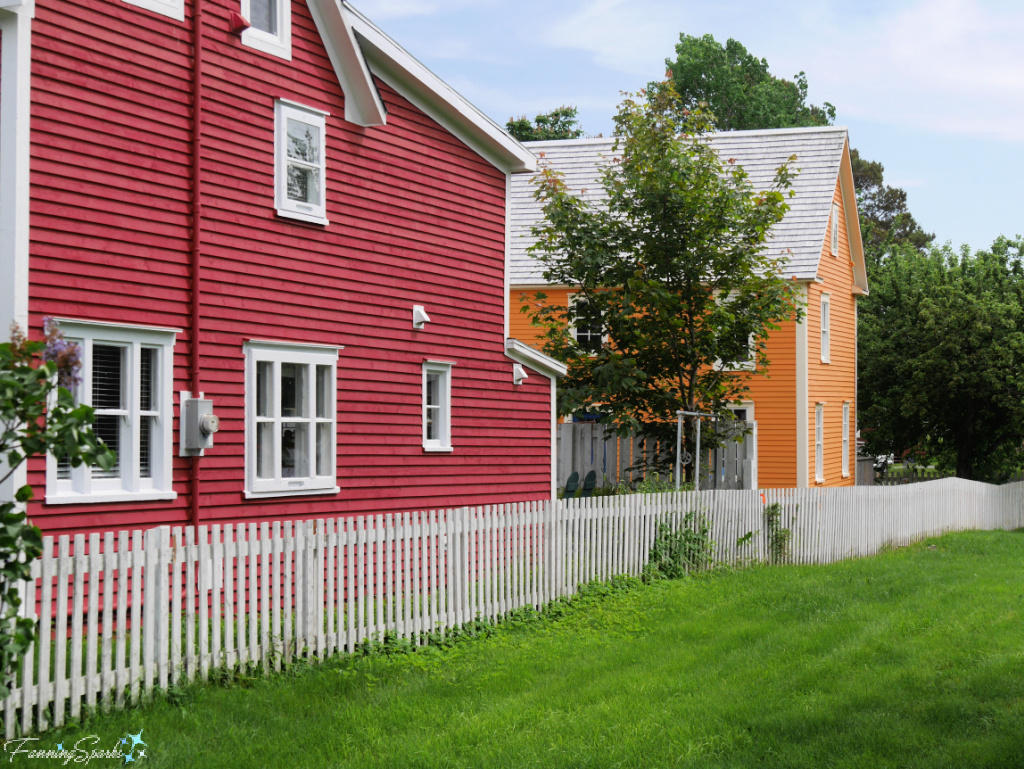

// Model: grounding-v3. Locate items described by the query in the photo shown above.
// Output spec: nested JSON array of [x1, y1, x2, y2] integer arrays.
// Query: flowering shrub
[[0, 319, 115, 698]]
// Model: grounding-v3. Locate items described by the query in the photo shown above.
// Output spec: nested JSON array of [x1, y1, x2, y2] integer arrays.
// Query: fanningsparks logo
[[3, 730, 148, 764]]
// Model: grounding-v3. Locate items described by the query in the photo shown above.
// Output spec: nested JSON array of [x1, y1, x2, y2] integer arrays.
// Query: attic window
[[831, 202, 839, 256], [275, 100, 329, 225], [241, 0, 291, 60]]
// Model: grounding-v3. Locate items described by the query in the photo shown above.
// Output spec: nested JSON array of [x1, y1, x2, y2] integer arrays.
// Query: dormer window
[[241, 0, 291, 60], [275, 100, 329, 225]]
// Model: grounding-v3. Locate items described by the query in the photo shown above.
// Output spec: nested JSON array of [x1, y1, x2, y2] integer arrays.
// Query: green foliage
[[505, 105, 585, 143], [851, 149, 934, 265], [526, 81, 803, 478], [665, 33, 835, 131], [0, 320, 115, 699], [763, 502, 792, 564], [858, 238, 1024, 481], [644, 512, 715, 580], [618, 474, 691, 495]]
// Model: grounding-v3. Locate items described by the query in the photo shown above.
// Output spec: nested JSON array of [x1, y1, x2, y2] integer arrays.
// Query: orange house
[[507, 127, 869, 488]]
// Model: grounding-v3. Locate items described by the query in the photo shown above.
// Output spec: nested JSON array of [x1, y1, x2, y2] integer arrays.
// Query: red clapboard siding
[[24, 0, 554, 537]]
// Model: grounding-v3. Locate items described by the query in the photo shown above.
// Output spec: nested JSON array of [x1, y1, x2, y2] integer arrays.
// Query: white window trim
[[815, 403, 825, 484], [831, 202, 840, 256], [275, 100, 329, 225], [422, 361, 455, 453], [842, 401, 851, 478], [568, 292, 607, 356], [45, 320, 179, 505], [713, 292, 756, 372], [820, 293, 831, 364], [240, 0, 291, 60], [244, 340, 340, 499], [122, 0, 184, 22]]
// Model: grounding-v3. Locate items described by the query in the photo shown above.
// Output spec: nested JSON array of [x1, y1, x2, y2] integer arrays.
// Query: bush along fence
[[6, 476, 1024, 737]]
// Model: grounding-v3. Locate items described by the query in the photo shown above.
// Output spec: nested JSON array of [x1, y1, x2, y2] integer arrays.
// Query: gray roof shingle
[[509, 126, 848, 285]]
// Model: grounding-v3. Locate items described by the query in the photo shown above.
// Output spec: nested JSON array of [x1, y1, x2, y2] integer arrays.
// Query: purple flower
[[41, 317, 82, 390]]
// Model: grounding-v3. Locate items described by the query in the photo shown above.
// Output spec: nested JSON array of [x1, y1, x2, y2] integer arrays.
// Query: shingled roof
[[509, 125, 851, 285]]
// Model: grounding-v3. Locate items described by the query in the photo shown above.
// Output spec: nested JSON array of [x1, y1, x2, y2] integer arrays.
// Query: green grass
[[34, 530, 1024, 768]]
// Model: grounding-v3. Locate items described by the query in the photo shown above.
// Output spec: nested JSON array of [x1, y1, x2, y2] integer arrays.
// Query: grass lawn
[[27, 530, 1024, 768]]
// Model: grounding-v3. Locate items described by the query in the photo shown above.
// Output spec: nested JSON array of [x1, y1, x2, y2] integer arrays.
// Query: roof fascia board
[[838, 136, 870, 295], [345, 4, 536, 174], [505, 338, 567, 379], [305, 0, 386, 126]]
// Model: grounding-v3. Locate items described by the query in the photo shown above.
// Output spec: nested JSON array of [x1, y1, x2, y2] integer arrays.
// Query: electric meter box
[[182, 397, 219, 453]]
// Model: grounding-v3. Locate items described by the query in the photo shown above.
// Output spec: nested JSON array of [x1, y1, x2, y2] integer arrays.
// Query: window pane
[[250, 0, 277, 35], [281, 363, 307, 418], [256, 361, 273, 418], [139, 347, 155, 412], [287, 164, 320, 205], [256, 422, 275, 479], [426, 406, 436, 442], [92, 345, 123, 410], [426, 373, 439, 408], [286, 119, 320, 164], [316, 365, 331, 419], [282, 422, 308, 478], [93, 414, 121, 479], [316, 423, 331, 476], [575, 300, 603, 354], [140, 415, 153, 479]]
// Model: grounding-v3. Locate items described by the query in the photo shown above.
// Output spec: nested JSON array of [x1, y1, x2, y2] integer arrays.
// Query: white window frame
[[241, 0, 291, 60], [568, 293, 606, 355], [713, 292, 756, 372], [422, 361, 455, 453], [820, 293, 831, 364], [275, 100, 329, 225], [815, 403, 825, 484], [45, 320, 178, 505], [842, 401, 851, 478], [831, 202, 840, 256], [122, 0, 184, 22], [244, 340, 340, 499]]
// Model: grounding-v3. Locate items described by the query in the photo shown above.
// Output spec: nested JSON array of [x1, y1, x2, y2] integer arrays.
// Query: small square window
[[241, 0, 291, 60], [275, 100, 329, 225], [245, 341, 339, 498], [423, 361, 454, 452]]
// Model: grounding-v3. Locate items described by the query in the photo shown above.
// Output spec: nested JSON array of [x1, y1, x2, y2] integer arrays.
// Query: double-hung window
[[842, 402, 851, 478], [245, 341, 339, 498], [571, 296, 604, 355], [815, 403, 825, 484], [423, 361, 454, 452], [46, 320, 177, 505], [275, 100, 328, 225], [820, 293, 831, 363], [241, 0, 291, 60]]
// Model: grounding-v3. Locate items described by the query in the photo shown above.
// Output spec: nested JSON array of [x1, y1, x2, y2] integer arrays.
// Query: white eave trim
[[838, 136, 869, 295], [305, 0, 386, 127], [345, 3, 536, 174], [505, 338, 567, 380]]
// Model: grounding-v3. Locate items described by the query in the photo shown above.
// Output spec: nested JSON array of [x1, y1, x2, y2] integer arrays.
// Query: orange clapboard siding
[[806, 178, 858, 487], [509, 286, 799, 487]]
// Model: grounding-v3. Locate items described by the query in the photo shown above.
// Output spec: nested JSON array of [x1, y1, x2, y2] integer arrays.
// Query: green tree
[[0, 319, 115, 697], [526, 82, 803, 478], [665, 34, 835, 131], [858, 238, 1024, 481], [506, 105, 585, 143], [666, 34, 932, 265]]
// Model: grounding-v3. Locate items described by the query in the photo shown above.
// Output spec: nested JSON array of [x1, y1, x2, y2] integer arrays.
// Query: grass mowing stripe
[[31, 530, 1024, 769]]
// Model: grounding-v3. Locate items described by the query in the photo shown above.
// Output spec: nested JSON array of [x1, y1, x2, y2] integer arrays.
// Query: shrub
[[644, 511, 714, 580]]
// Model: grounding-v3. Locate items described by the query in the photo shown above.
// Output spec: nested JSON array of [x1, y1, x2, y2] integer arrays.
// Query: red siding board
[[25, 0, 553, 538]]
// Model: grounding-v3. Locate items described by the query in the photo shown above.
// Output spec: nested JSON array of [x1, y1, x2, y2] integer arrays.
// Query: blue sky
[[356, 0, 1023, 253]]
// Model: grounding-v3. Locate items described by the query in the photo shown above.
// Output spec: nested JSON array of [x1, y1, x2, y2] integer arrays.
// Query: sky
[[354, 0, 1023, 253]]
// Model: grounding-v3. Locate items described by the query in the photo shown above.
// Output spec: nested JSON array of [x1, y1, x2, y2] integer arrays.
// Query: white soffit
[[344, 2, 536, 174]]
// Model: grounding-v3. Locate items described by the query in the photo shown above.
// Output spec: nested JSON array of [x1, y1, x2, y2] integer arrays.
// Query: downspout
[[189, 0, 204, 527]]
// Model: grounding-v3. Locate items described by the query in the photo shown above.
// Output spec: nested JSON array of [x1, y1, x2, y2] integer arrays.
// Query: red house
[[0, 0, 566, 536]]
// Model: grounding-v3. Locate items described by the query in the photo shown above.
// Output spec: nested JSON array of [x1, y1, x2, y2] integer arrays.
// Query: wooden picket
[[5, 477, 1024, 737]]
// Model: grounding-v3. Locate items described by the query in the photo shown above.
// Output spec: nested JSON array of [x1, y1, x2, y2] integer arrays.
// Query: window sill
[[45, 490, 178, 506], [815, 479, 825, 485], [240, 28, 291, 61], [423, 445, 454, 453], [276, 208, 328, 227], [245, 485, 341, 500]]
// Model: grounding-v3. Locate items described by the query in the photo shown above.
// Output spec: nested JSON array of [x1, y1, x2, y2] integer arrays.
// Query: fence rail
[[6, 477, 1024, 737]]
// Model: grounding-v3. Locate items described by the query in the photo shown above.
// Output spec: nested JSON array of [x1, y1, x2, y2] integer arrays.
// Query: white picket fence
[[6, 477, 1024, 737]]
